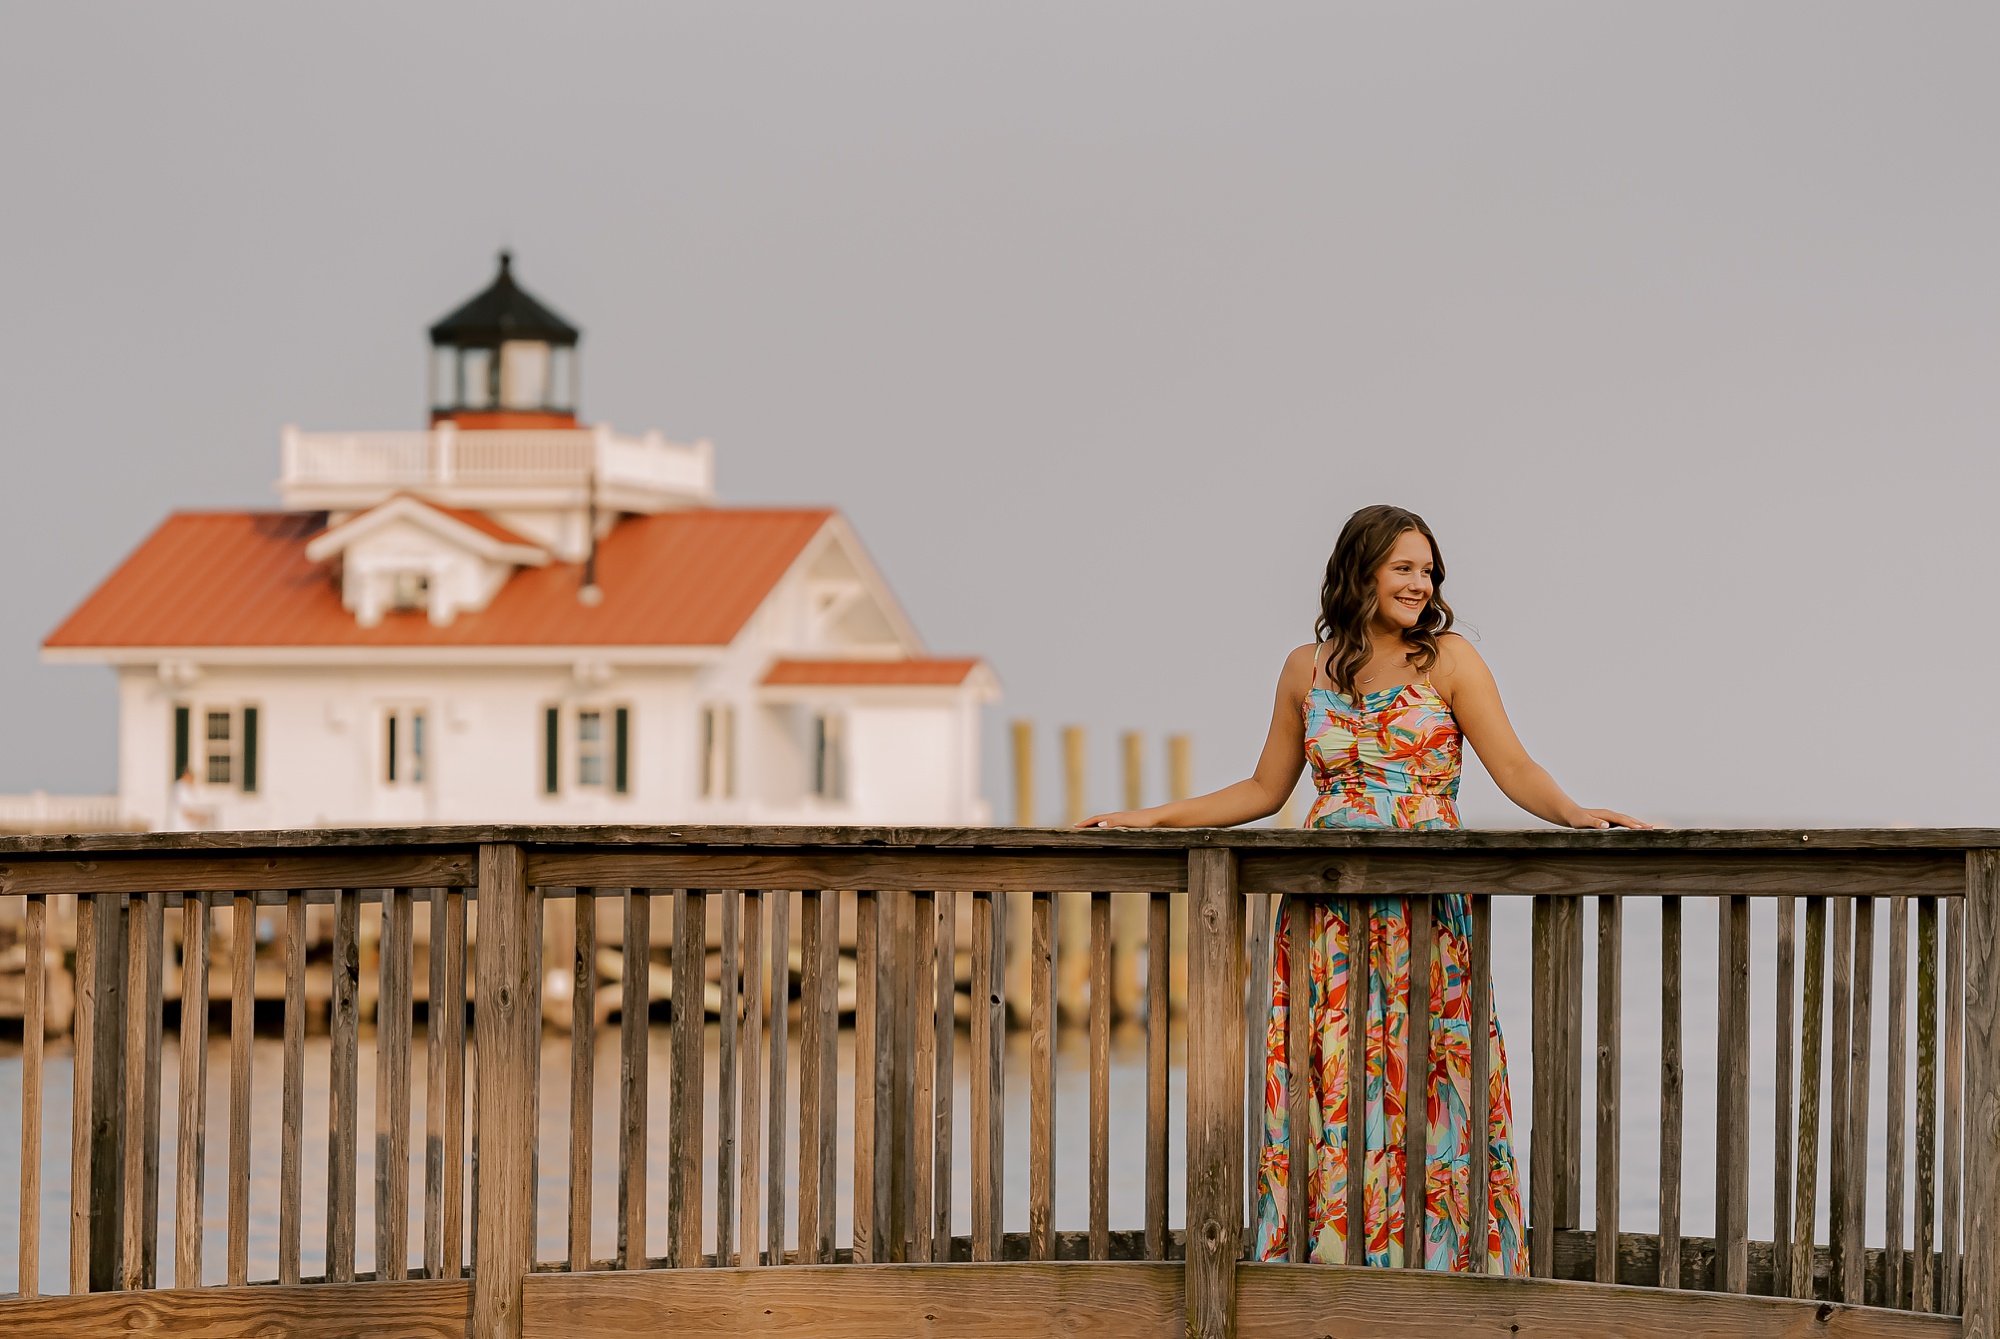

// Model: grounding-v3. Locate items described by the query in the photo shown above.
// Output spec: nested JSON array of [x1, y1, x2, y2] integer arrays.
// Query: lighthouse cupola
[[428, 251, 581, 428]]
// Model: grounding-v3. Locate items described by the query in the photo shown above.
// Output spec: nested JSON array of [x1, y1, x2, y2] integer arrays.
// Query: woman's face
[[1372, 528, 1436, 630]]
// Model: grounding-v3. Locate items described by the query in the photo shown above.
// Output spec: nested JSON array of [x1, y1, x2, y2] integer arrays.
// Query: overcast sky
[[2, 3, 1994, 827]]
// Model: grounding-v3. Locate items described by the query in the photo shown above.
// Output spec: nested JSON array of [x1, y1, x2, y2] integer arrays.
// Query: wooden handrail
[[0, 825, 1991, 1339]]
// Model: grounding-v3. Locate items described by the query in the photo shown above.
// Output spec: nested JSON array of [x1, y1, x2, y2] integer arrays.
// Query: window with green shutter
[[241, 706, 259, 793], [614, 707, 629, 794], [173, 705, 191, 781], [544, 706, 560, 794]]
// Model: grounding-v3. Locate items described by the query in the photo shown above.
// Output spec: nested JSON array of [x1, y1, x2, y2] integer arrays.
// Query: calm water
[[0, 896, 1932, 1293]]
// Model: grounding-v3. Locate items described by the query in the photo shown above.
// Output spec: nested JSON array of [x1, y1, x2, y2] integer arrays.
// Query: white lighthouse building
[[44, 255, 997, 831]]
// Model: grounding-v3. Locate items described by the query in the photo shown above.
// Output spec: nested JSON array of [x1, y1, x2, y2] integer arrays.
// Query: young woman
[[1080, 503, 1644, 1273]]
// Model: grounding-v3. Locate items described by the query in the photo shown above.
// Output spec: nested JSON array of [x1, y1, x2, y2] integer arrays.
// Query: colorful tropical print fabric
[[1253, 681, 1529, 1274]]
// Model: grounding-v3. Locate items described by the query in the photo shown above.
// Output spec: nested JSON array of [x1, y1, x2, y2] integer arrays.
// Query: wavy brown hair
[[1314, 504, 1454, 700]]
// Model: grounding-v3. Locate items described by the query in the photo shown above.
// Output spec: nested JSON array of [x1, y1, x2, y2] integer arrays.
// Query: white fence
[[280, 425, 714, 502], [0, 791, 131, 833]]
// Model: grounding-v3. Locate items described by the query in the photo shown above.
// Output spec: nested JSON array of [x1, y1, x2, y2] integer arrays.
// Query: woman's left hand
[[1565, 807, 1651, 830], [1075, 809, 1163, 828]]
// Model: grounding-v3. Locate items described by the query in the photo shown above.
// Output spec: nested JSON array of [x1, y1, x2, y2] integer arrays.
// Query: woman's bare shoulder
[[1432, 632, 1488, 688], [1281, 642, 1320, 692]]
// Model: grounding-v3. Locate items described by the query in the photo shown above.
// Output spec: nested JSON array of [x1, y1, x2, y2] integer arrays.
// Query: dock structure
[[0, 824, 1993, 1338]]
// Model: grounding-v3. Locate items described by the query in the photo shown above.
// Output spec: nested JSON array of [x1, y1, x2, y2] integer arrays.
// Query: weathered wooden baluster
[[911, 890, 938, 1265], [1146, 889, 1169, 1262], [279, 891, 306, 1284], [814, 892, 838, 1264], [1244, 889, 1271, 1244], [1941, 894, 1963, 1312], [1529, 893, 1584, 1278], [1885, 896, 1909, 1308], [670, 890, 707, 1269], [852, 891, 884, 1271], [471, 845, 537, 1337], [328, 887, 361, 1283], [437, 889, 467, 1280], [568, 889, 597, 1272], [855, 889, 882, 1263], [121, 889, 163, 1291], [970, 888, 1005, 1262], [1843, 897, 1875, 1305], [618, 889, 650, 1271], [1090, 888, 1113, 1262], [1827, 897, 1854, 1294], [377, 887, 414, 1281], [1792, 896, 1827, 1300], [1286, 895, 1312, 1265], [764, 891, 790, 1268], [68, 892, 100, 1295], [1962, 850, 1997, 1333], [1714, 895, 1749, 1293], [737, 890, 765, 1270], [717, 890, 739, 1267], [1772, 896, 1795, 1298], [1403, 893, 1431, 1271], [1468, 894, 1493, 1276], [932, 890, 957, 1262], [20, 892, 47, 1298], [530, 888, 548, 1269], [1185, 849, 1243, 1339], [1028, 889, 1055, 1262], [173, 890, 209, 1289], [1914, 896, 1937, 1312], [1596, 895, 1623, 1284], [1343, 895, 1368, 1267], [888, 890, 915, 1265], [1658, 896, 1683, 1290], [797, 889, 830, 1264]]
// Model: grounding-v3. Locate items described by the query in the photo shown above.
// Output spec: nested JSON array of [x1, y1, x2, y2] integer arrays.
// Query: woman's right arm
[[1077, 644, 1313, 828]]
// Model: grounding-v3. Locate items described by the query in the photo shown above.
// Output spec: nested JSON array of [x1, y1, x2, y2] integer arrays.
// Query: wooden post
[[1168, 735, 1192, 1016], [1186, 848, 1244, 1339], [1963, 850, 1997, 1338], [1007, 722, 1034, 1027], [1012, 720, 1035, 827], [1059, 727, 1090, 1020], [1114, 732, 1146, 1019], [473, 844, 536, 1339]]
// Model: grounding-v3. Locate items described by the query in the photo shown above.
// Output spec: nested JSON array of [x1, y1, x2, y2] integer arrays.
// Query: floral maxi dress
[[1252, 677, 1529, 1274]]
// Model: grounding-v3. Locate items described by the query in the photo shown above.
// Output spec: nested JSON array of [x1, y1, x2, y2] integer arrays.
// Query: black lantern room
[[428, 252, 581, 427]]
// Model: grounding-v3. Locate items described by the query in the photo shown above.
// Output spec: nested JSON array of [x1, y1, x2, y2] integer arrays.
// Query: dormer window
[[391, 571, 430, 612]]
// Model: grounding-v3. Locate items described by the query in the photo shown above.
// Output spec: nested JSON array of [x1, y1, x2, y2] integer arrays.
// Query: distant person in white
[[164, 766, 204, 832]]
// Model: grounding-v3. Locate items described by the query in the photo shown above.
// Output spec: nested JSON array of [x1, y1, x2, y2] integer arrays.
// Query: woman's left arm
[[1436, 635, 1649, 830]]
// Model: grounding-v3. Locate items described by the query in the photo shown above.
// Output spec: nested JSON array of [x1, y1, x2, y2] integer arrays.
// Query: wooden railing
[[0, 826, 1993, 1339]]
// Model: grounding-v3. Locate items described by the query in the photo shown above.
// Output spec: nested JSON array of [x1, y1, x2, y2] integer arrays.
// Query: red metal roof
[[763, 658, 980, 686], [45, 508, 834, 649]]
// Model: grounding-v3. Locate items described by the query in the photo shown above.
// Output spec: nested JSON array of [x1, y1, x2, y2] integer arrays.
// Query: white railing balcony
[[278, 423, 715, 512], [0, 791, 131, 833]]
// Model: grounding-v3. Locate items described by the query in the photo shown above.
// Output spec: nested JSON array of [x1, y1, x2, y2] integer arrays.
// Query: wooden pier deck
[[0, 824, 1992, 1338]]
